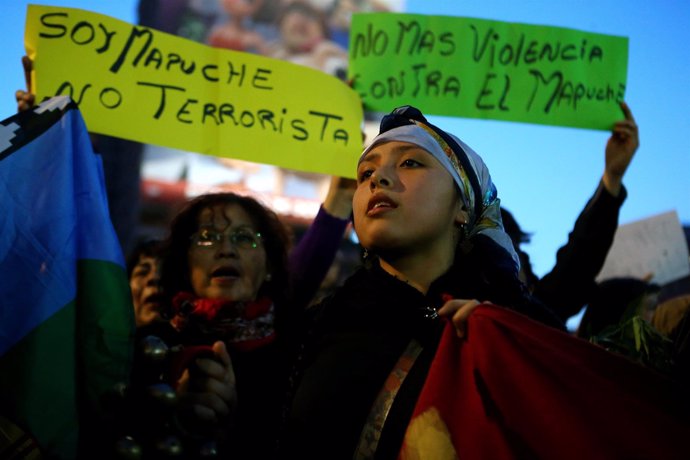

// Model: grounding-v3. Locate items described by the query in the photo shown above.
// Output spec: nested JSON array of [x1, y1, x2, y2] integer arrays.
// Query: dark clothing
[[135, 320, 288, 459], [281, 265, 441, 459], [578, 277, 658, 338], [90, 134, 144, 257], [672, 308, 690, 385], [281, 262, 561, 459], [534, 182, 626, 321]]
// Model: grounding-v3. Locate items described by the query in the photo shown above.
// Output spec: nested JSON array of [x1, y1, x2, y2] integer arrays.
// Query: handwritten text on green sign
[[349, 14, 629, 130]]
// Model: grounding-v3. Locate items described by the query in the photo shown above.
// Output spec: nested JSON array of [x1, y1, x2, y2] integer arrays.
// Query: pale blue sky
[[2, 0, 689, 281]]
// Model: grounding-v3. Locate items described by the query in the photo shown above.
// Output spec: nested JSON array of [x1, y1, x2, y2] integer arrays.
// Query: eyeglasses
[[190, 228, 263, 250]]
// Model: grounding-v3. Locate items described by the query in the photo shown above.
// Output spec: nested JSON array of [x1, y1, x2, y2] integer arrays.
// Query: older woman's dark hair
[[160, 193, 292, 311]]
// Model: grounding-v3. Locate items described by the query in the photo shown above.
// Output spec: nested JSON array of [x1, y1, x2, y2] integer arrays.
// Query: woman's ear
[[455, 207, 469, 226], [265, 261, 273, 282]]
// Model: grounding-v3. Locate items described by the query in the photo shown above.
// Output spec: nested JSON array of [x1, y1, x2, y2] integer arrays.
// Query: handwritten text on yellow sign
[[25, 5, 364, 178]]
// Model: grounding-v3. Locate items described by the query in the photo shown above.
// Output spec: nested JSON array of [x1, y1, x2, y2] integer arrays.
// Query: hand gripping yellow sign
[[25, 5, 364, 178]]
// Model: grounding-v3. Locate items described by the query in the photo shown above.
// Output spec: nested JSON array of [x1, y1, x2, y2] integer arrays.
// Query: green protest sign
[[349, 13, 628, 130]]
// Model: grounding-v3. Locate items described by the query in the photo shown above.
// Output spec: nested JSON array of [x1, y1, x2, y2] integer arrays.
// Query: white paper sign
[[597, 210, 690, 285]]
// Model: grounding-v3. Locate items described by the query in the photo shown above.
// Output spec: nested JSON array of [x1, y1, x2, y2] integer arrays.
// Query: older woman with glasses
[[124, 188, 352, 459]]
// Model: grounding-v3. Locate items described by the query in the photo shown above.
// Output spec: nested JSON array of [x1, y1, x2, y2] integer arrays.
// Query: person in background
[[121, 171, 355, 458], [578, 277, 661, 339], [576, 277, 678, 379], [127, 239, 165, 327], [652, 294, 690, 337], [668, 303, 690, 385], [268, 1, 349, 78], [123, 192, 294, 459], [502, 102, 639, 324], [206, 0, 271, 54]]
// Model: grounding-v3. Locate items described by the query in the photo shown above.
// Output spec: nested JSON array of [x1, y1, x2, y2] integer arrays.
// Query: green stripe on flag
[[77, 258, 134, 420], [0, 259, 134, 459], [0, 299, 79, 457]]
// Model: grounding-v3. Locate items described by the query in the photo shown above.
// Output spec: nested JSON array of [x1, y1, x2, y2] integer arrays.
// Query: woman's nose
[[146, 266, 162, 287], [370, 169, 391, 190], [215, 235, 239, 258]]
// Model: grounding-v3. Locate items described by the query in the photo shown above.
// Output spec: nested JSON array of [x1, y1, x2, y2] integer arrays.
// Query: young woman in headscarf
[[278, 105, 564, 459], [279, 106, 690, 460]]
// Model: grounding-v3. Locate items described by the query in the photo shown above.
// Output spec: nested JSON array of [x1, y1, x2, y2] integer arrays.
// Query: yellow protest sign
[[24, 5, 363, 178]]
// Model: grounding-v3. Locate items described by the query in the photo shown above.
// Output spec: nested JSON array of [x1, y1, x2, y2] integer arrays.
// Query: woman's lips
[[211, 266, 240, 285], [367, 194, 397, 216], [211, 276, 237, 286]]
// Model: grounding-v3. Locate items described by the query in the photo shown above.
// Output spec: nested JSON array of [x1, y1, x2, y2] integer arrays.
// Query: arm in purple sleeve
[[288, 205, 350, 310]]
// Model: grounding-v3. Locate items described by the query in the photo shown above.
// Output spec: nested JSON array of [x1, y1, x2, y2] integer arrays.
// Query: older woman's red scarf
[[170, 292, 276, 352]]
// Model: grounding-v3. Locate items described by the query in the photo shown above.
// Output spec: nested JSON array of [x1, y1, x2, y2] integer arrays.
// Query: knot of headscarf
[[360, 105, 519, 269]]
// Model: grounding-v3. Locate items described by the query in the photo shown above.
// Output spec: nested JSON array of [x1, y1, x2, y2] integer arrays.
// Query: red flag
[[401, 305, 689, 460]]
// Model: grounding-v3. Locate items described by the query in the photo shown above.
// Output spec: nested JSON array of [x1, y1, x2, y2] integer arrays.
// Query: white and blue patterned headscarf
[[359, 105, 519, 270]]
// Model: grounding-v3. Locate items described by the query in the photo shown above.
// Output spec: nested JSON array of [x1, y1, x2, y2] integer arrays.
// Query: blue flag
[[0, 97, 134, 458]]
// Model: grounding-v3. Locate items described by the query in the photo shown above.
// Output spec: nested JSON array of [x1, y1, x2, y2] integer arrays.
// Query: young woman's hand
[[437, 298, 482, 338]]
